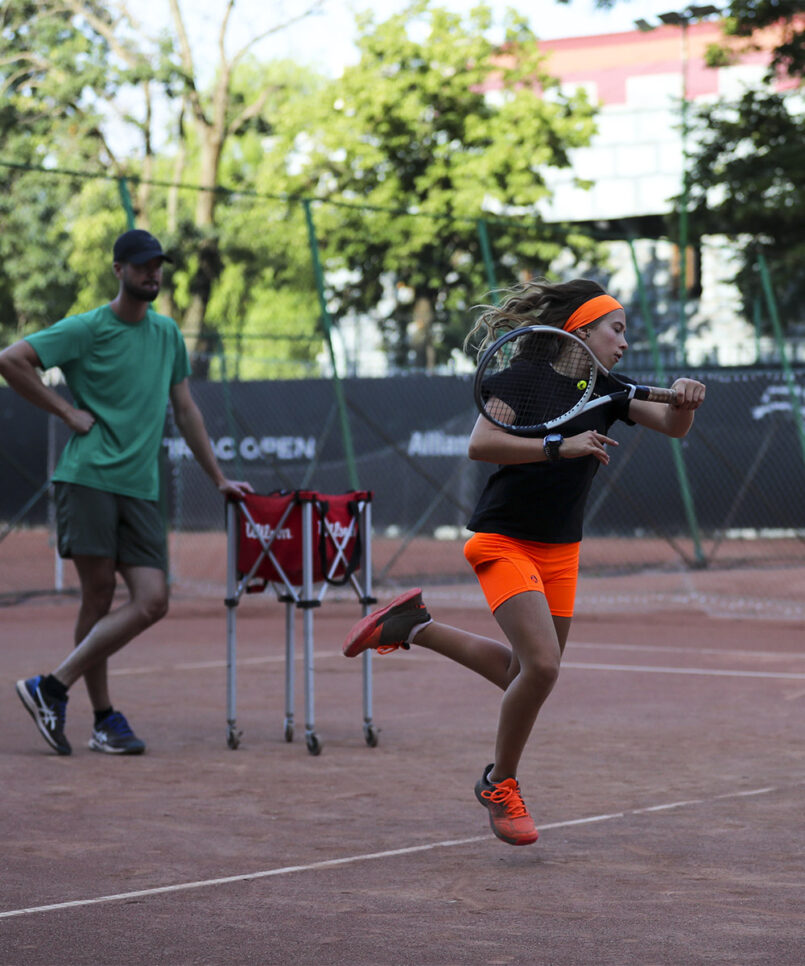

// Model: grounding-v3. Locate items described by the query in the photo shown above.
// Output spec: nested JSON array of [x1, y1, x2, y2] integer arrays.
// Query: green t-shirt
[[26, 304, 192, 501]]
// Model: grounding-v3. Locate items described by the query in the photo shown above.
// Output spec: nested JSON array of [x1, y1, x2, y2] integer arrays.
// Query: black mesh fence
[[2, 365, 803, 600]]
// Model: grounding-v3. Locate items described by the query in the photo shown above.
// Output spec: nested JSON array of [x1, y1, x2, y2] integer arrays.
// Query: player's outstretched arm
[[630, 377, 706, 438]]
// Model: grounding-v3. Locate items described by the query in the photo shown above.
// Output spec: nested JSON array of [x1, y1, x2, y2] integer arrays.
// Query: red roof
[[527, 19, 799, 104]]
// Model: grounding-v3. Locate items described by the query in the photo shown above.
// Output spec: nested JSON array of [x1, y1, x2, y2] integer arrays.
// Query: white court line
[[0, 782, 794, 921], [110, 655, 805, 680], [561, 662, 805, 680], [110, 655, 291, 676], [570, 641, 803, 660]]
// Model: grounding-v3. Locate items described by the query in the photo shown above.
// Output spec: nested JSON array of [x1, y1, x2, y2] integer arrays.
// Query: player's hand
[[670, 378, 706, 410], [562, 430, 618, 465], [218, 479, 254, 500], [64, 408, 96, 435]]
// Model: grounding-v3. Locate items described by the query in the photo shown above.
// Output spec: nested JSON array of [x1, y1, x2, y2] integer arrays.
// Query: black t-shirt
[[467, 371, 635, 543]]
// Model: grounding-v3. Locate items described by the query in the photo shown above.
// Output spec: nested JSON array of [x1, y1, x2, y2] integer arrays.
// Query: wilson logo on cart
[[245, 522, 294, 543], [318, 520, 354, 541]]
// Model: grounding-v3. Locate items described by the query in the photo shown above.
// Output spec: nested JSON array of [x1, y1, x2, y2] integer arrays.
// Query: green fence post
[[628, 236, 706, 567], [303, 198, 360, 489], [117, 177, 136, 229], [756, 251, 805, 467], [215, 335, 244, 481], [753, 295, 763, 363], [476, 218, 499, 303]]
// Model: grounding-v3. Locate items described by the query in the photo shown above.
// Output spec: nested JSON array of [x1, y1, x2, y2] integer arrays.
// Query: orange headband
[[564, 294, 623, 334]]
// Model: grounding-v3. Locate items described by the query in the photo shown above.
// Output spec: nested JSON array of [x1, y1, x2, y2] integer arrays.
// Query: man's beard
[[123, 277, 160, 302]]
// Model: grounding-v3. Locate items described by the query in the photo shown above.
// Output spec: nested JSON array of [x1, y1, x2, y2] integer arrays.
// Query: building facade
[[530, 19, 800, 366]]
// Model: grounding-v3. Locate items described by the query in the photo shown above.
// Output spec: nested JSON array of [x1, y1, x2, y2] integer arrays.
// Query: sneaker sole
[[474, 784, 539, 846], [343, 588, 424, 657], [88, 738, 145, 755], [15, 680, 71, 756]]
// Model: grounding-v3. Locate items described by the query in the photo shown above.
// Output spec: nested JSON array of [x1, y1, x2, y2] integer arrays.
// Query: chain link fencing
[[2, 362, 803, 607]]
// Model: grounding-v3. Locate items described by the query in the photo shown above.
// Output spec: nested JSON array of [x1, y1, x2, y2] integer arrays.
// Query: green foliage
[[4, 0, 804, 368], [0, 168, 80, 336], [687, 89, 805, 328], [719, 1, 805, 79], [0, 0, 118, 342], [268, 3, 601, 368], [202, 193, 322, 378], [0, 0, 604, 373], [0, 0, 327, 371], [682, 1, 805, 331], [65, 180, 130, 312]]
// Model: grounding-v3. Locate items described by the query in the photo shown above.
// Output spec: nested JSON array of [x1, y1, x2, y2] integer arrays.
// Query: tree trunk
[[185, 133, 224, 376], [411, 295, 436, 371]]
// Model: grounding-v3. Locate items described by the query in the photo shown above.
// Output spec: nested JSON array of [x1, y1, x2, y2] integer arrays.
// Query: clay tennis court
[[1, 533, 803, 964]]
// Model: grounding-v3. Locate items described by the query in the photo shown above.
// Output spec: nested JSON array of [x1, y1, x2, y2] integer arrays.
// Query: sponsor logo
[[163, 435, 316, 462], [323, 520, 354, 542], [751, 385, 805, 421], [245, 520, 353, 544], [407, 430, 471, 457], [245, 522, 293, 542]]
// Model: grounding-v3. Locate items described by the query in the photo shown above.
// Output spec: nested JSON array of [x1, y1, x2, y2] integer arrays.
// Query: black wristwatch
[[543, 433, 564, 462]]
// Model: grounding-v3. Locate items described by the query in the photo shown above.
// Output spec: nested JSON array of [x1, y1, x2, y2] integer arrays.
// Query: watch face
[[544, 433, 563, 461]]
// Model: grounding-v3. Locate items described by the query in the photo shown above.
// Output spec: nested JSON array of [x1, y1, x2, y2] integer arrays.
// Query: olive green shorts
[[54, 483, 168, 571]]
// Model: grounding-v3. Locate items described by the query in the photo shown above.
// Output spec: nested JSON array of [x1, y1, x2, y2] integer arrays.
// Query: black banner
[[2, 369, 804, 536]]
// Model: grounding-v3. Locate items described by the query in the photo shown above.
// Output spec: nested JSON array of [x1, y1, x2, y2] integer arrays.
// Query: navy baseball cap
[[113, 229, 173, 265]]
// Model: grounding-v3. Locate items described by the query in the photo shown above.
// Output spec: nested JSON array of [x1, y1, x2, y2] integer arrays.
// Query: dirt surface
[[1, 567, 804, 964]]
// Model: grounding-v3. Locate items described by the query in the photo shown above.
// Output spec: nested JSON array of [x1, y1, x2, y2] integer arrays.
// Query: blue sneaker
[[16, 676, 71, 756], [89, 710, 145, 755]]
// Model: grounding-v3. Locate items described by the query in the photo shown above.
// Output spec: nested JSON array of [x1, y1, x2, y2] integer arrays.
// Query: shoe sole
[[88, 738, 145, 755], [15, 680, 71, 756], [474, 783, 539, 846], [343, 588, 424, 657]]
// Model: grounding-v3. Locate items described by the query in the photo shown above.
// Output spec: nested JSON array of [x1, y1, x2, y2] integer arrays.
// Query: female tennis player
[[343, 278, 706, 846]]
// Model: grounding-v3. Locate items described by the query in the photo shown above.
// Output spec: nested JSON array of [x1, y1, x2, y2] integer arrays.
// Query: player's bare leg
[[342, 588, 568, 845], [52, 563, 168, 693], [71, 555, 117, 710], [487, 591, 565, 781], [413, 622, 516, 688], [398, 593, 567, 842], [414, 605, 570, 704]]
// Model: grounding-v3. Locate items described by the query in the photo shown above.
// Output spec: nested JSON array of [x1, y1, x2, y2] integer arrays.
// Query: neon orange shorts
[[463, 532, 581, 617]]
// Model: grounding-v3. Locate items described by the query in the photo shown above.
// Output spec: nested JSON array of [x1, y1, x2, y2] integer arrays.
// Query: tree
[[0, 0, 114, 343], [685, 2, 805, 331], [686, 89, 805, 327], [163, 0, 324, 362], [708, 1, 805, 78], [268, 2, 601, 370], [0, 0, 326, 368]]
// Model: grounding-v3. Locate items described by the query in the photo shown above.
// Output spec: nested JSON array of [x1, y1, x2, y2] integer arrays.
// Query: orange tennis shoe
[[342, 588, 431, 657], [474, 764, 539, 846]]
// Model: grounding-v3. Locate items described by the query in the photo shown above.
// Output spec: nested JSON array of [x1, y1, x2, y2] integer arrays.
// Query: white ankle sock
[[405, 618, 432, 644]]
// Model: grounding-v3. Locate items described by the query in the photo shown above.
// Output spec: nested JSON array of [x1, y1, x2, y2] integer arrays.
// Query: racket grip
[[643, 386, 678, 404]]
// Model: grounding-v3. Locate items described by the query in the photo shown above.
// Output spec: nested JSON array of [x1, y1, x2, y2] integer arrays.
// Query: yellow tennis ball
[[577, 379, 588, 391]]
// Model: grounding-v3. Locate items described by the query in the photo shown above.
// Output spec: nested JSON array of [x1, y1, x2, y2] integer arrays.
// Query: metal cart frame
[[224, 490, 377, 755]]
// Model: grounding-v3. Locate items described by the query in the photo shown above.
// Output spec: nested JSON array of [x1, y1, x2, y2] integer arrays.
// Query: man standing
[[0, 229, 252, 756]]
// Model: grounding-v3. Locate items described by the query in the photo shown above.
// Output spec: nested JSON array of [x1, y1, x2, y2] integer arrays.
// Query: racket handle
[[635, 385, 679, 405]]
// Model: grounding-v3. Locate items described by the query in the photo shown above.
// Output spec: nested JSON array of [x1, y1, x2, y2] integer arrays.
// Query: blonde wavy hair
[[465, 278, 609, 358]]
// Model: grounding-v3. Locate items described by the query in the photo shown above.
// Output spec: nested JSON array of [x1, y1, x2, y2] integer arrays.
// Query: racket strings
[[481, 331, 594, 430]]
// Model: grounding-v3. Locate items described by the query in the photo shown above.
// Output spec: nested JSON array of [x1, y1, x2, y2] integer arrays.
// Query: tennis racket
[[474, 325, 678, 436]]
